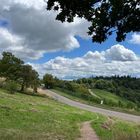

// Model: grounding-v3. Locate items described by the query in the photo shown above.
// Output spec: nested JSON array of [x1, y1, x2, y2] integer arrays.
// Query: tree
[[43, 74, 55, 89], [47, 0, 140, 43], [0, 52, 40, 93], [0, 52, 24, 81], [20, 65, 39, 92], [30, 70, 40, 93]]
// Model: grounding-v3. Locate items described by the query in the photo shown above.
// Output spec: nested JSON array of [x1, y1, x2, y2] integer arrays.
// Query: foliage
[[47, 0, 140, 43], [52, 75, 140, 111], [4, 80, 18, 94], [0, 52, 23, 81], [43, 74, 55, 89], [94, 79, 115, 92], [42, 73, 140, 111], [20, 65, 40, 92], [0, 52, 40, 93], [74, 76, 140, 104]]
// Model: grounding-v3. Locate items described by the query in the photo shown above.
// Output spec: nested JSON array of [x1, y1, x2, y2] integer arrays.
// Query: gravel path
[[41, 89, 140, 123], [77, 121, 99, 140]]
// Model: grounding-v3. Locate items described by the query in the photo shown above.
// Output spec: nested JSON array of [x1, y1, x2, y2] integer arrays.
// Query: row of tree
[[43, 73, 91, 100], [0, 52, 39, 93]]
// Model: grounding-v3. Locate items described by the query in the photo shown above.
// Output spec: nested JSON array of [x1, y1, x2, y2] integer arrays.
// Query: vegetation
[[75, 76, 140, 104], [52, 88, 140, 116], [43, 74, 140, 114], [43, 74, 56, 89], [92, 89, 140, 112], [4, 80, 19, 94], [75, 76, 140, 111], [0, 89, 140, 140], [92, 116, 140, 140], [0, 52, 40, 93], [47, 0, 140, 43]]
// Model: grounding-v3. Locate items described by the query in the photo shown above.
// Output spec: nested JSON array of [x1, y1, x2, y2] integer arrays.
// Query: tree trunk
[[20, 83, 24, 92], [33, 86, 37, 93]]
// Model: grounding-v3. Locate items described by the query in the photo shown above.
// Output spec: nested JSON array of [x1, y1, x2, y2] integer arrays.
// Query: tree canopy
[[47, 0, 140, 43], [0, 52, 24, 81], [0, 52, 40, 93]]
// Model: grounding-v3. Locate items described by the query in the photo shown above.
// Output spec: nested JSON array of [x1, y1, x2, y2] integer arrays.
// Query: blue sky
[[0, 20, 8, 27], [0, 0, 140, 79], [30, 34, 140, 64]]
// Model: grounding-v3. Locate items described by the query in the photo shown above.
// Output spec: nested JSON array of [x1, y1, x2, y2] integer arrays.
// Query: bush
[[94, 79, 115, 91], [4, 81, 18, 94]]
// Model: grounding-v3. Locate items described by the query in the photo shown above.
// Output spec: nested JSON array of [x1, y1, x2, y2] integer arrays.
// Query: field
[[0, 89, 140, 140]]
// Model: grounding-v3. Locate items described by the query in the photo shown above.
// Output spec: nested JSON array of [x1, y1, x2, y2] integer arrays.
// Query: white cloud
[[0, 0, 90, 60], [30, 44, 140, 79], [84, 51, 105, 61], [130, 33, 140, 45], [104, 44, 138, 61]]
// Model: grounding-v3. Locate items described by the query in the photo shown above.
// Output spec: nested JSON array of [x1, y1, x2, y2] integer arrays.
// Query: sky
[[0, 0, 140, 79]]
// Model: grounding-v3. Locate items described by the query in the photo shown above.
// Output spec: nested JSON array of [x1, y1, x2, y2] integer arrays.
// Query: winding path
[[77, 121, 99, 140], [41, 89, 140, 123]]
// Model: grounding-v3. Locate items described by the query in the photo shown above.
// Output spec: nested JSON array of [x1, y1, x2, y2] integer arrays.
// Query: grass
[[52, 88, 140, 115], [92, 116, 140, 140], [92, 89, 123, 102], [0, 88, 140, 140], [92, 89, 134, 104], [0, 88, 98, 140]]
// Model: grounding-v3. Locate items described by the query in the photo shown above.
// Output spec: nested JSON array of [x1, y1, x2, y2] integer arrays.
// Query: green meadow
[[0, 89, 140, 140]]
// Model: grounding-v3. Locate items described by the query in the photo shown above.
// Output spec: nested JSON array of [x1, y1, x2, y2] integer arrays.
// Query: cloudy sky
[[0, 0, 140, 79]]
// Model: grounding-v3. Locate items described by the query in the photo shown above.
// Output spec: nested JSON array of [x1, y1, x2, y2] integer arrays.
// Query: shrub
[[94, 79, 115, 91], [4, 80, 18, 94]]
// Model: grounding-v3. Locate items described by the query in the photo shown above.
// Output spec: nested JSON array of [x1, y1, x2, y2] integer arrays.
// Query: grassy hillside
[[92, 89, 137, 107], [91, 89, 124, 102], [53, 88, 140, 115], [0, 89, 140, 140]]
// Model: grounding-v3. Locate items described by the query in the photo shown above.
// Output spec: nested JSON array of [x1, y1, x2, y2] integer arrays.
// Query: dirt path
[[88, 89, 100, 98], [77, 121, 99, 140]]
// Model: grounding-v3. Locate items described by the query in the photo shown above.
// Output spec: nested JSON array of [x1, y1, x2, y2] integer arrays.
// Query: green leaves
[[47, 0, 140, 43], [0, 52, 24, 81], [0, 52, 40, 93]]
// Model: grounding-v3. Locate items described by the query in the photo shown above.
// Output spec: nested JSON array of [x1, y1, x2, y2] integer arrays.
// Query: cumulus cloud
[[0, 0, 90, 60], [104, 44, 138, 61], [30, 44, 140, 79], [130, 33, 140, 45]]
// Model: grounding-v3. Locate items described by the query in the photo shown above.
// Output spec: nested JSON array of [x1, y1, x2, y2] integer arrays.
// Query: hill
[[0, 89, 140, 140]]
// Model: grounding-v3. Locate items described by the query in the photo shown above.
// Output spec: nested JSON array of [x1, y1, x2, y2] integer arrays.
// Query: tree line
[[74, 76, 140, 103], [0, 52, 40, 93]]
